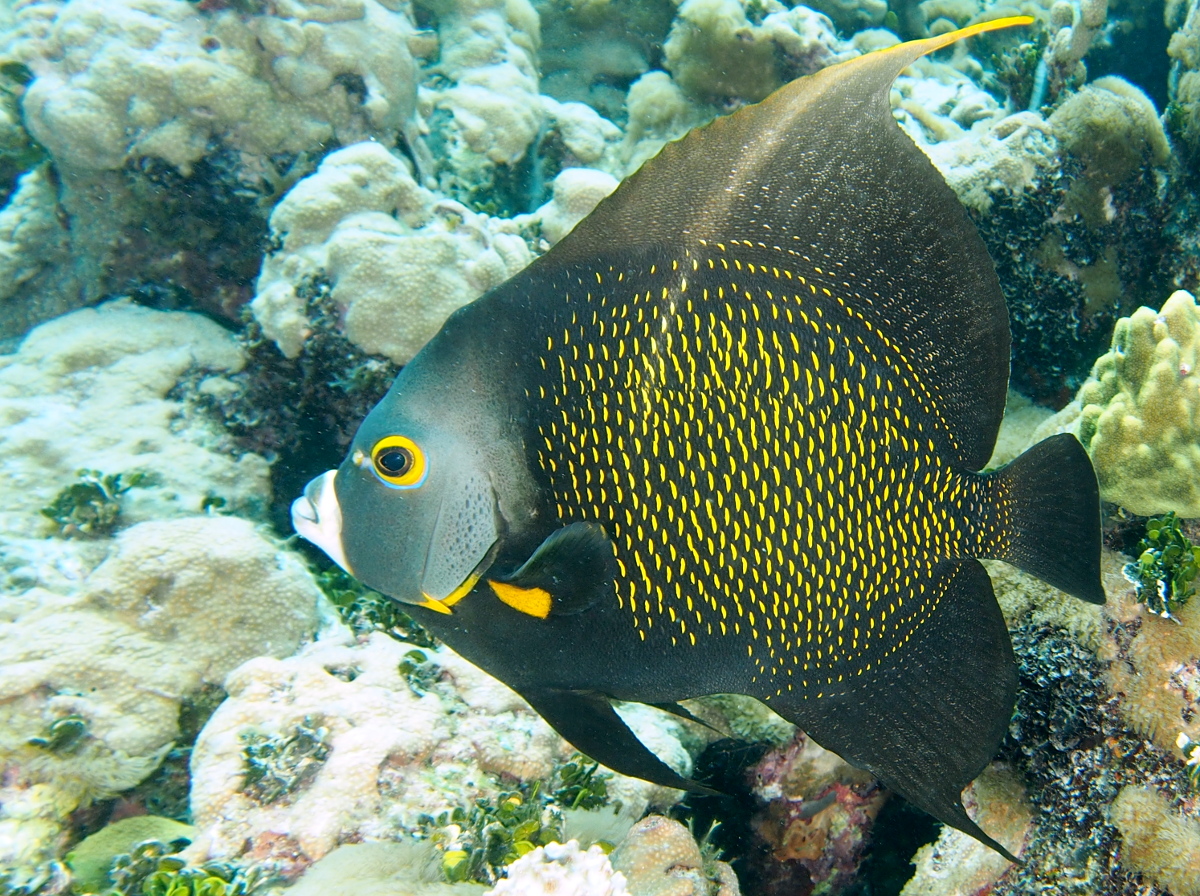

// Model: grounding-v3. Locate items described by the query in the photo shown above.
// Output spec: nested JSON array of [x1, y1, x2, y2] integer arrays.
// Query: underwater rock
[[901, 764, 1033, 895], [252, 141, 531, 365], [188, 632, 683, 873], [1100, 550, 1200, 756], [0, 515, 322, 884], [0, 300, 269, 539], [1077, 289, 1200, 517], [488, 840, 629, 895], [1109, 785, 1200, 896], [609, 815, 740, 896]]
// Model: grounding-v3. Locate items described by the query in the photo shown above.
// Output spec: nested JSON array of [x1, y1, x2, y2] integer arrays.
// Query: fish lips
[[291, 470, 353, 574]]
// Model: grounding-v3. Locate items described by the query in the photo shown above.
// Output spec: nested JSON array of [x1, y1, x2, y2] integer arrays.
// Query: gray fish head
[[291, 408, 501, 613]]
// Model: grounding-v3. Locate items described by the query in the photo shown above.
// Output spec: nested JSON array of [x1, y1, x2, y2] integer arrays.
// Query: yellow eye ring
[[369, 435, 427, 489]]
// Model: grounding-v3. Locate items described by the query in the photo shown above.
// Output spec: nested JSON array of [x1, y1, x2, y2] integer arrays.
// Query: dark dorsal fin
[[545, 19, 1028, 471]]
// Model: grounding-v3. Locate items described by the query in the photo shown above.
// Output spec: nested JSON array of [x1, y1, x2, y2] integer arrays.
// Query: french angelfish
[[294, 17, 1104, 861]]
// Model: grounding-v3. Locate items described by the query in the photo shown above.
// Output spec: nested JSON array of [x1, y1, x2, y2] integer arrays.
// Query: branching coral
[[1078, 290, 1200, 517]]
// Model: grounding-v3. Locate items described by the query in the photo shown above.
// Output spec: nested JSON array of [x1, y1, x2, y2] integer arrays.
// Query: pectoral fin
[[488, 522, 616, 619], [521, 687, 721, 796]]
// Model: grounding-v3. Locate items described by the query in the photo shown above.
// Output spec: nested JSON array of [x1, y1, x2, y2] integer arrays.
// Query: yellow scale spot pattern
[[530, 240, 1000, 699]]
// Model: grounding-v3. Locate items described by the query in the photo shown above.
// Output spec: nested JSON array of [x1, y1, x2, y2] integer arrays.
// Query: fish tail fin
[[978, 433, 1105, 604]]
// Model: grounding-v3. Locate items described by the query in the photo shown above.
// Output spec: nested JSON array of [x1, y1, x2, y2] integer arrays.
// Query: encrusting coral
[[0, 0, 424, 337], [0, 300, 270, 537], [251, 141, 531, 365], [13, 0, 419, 176], [0, 515, 323, 883], [609, 815, 740, 896], [1168, 0, 1200, 162], [1100, 551, 1200, 757], [1077, 289, 1200, 517], [662, 0, 845, 105], [186, 632, 688, 876], [1109, 785, 1200, 896], [486, 841, 629, 896]]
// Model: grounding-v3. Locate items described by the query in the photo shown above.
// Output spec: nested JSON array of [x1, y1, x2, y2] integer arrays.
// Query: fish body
[[294, 17, 1103, 861]]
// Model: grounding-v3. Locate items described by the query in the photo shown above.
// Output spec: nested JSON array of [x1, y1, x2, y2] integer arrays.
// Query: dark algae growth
[[294, 18, 1104, 863]]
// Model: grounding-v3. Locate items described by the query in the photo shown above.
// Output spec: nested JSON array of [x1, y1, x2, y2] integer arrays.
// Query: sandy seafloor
[[2, 0, 1200, 894]]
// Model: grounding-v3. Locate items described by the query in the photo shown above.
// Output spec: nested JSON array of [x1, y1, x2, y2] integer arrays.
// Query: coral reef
[[0, 0, 423, 336], [1077, 290, 1200, 516], [487, 840, 629, 895], [418, 0, 543, 211], [0, 300, 270, 536], [15, 0, 417, 176], [0, 515, 322, 883], [742, 729, 886, 894], [280, 840, 482, 896], [1101, 551, 1200, 756], [1109, 785, 1200, 896], [65, 816, 194, 893], [901, 765, 1033, 895], [662, 0, 846, 105], [251, 141, 530, 365], [1, 3, 1198, 895], [187, 632, 685, 876], [1168, 0, 1200, 163], [610, 814, 740, 896]]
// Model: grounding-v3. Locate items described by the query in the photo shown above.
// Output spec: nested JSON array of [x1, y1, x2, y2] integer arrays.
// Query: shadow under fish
[[294, 16, 1103, 864]]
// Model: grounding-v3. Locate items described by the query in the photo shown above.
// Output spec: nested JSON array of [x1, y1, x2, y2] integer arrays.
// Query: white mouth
[[291, 470, 352, 574]]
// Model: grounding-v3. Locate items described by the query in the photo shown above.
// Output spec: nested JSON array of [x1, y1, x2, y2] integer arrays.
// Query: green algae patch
[[66, 816, 195, 894]]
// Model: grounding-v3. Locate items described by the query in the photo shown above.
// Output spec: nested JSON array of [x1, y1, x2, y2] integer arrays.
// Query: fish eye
[[369, 435, 427, 489]]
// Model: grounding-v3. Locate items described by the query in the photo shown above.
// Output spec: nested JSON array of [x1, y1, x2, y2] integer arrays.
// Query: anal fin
[[767, 560, 1021, 862], [521, 687, 720, 796]]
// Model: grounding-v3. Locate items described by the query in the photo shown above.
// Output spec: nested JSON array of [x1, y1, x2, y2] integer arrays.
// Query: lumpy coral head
[[1079, 290, 1200, 517]]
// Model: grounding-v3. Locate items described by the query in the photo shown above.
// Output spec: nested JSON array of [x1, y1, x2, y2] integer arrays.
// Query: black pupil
[[377, 448, 412, 476]]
